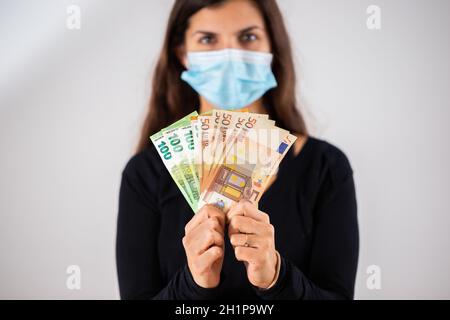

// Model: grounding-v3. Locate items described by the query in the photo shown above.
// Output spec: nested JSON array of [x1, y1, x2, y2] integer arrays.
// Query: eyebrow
[[191, 25, 264, 37], [238, 25, 264, 34]]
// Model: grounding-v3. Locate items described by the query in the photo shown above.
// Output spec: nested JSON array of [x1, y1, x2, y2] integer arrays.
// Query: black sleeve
[[254, 146, 359, 300], [115, 153, 221, 300]]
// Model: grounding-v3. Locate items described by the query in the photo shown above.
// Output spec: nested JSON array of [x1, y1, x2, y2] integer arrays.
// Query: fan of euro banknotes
[[150, 109, 297, 213]]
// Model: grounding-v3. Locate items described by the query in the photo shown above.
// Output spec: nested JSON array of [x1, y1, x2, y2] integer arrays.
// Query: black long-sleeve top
[[116, 136, 359, 300]]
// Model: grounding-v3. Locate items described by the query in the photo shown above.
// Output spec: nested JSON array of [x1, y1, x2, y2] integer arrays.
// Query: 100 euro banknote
[[151, 112, 199, 212]]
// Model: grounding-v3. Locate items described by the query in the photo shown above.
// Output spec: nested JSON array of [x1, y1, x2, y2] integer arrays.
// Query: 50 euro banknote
[[197, 125, 297, 213], [197, 110, 270, 192]]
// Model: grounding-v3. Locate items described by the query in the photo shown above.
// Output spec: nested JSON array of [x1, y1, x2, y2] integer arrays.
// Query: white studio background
[[0, 0, 449, 299]]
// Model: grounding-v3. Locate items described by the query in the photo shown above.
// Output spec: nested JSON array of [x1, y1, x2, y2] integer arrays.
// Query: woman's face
[[180, 0, 271, 66]]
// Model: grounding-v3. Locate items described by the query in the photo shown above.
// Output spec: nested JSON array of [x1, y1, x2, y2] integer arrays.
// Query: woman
[[116, 0, 359, 300]]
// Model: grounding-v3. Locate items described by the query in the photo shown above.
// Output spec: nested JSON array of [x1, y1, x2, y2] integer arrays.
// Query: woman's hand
[[183, 204, 226, 288], [227, 200, 280, 289]]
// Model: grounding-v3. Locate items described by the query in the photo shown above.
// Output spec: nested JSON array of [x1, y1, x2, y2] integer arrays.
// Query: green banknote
[[161, 118, 200, 209], [150, 112, 199, 212]]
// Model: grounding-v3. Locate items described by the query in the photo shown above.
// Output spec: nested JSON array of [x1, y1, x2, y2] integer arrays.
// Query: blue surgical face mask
[[181, 49, 278, 110]]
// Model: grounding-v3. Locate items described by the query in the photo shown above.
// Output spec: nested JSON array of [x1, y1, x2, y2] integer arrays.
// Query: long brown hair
[[136, 0, 307, 153]]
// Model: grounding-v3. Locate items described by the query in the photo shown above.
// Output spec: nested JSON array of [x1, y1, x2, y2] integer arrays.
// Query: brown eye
[[199, 35, 216, 45], [240, 33, 258, 43]]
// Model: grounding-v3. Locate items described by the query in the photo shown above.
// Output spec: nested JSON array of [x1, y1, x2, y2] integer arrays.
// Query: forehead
[[187, 0, 265, 33]]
